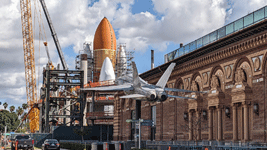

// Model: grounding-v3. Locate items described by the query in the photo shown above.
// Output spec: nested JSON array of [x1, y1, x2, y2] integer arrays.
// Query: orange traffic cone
[[106, 143, 108, 150], [168, 146, 171, 150]]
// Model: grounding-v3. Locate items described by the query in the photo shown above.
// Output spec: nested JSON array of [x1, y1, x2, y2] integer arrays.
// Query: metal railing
[[165, 5, 267, 63], [146, 140, 267, 150]]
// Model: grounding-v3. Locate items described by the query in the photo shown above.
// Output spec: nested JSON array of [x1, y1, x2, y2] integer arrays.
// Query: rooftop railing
[[165, 5, 267, 63]]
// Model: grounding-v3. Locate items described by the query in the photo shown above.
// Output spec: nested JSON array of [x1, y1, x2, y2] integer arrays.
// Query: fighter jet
[[81, 61, 199, 102]]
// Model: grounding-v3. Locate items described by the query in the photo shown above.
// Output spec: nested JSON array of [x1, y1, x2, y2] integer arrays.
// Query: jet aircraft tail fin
[[156, 63, 176, 88], [132, 61, 141, 88]]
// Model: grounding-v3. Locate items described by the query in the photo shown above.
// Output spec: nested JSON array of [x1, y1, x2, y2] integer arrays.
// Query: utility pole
[[4, 126, 7, 149], [139, 119, 141, 149]]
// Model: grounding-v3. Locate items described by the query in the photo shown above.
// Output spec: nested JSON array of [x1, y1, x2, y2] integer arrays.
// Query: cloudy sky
[[0, 0, 266, 110]]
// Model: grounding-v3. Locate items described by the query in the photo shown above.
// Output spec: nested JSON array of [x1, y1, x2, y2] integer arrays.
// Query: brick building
[[113, 6, 267, 142]]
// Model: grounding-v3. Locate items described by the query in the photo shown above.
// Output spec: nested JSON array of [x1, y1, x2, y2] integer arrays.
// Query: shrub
[[59, 142, 91, 150]]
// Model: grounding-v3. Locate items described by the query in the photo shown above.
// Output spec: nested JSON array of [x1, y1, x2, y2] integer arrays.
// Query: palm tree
[[3, 102, 8, 110], [22, 103, 28, 125], [22, 103, 28, 111], [9, 106, 15, 113], [16, 106, 24, 118]]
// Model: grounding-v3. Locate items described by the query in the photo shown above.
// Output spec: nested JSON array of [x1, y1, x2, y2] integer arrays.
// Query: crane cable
[[33, 0, 48, 100]]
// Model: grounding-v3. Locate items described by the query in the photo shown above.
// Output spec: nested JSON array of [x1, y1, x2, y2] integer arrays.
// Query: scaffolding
[[115, 44, 134, 77], [75, 42, 94, 82]]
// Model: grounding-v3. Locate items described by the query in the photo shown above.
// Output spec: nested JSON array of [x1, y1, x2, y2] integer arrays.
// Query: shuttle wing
[[81, 83, 133, 91]]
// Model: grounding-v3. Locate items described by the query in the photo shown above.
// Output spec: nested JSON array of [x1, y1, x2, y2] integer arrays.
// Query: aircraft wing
[[81, 84, 133, 91], [168, 94, 196, 100], [165, 87, 207, 93], [120, 94, 146, 99]]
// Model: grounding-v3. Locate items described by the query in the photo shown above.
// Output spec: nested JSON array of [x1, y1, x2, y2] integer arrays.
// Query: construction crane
[[20, 0, 39, 133], [39, 0, 68, 70], [44, 42, 54, 70]]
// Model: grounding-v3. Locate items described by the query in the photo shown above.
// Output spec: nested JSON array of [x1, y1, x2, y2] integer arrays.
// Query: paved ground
[[0, 147, 69, 150]]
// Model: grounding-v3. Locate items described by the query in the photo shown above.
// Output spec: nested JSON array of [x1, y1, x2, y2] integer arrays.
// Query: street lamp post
[[139, 119, 141, 149]]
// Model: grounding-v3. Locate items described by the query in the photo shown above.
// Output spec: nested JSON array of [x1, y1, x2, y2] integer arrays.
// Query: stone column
[[244, 104, 249, 141], [233, 105, 237, 141], [189, 111, 193, 141], [217, 107, 222, 141], [196, 111, 201, 141], [208, 108, 213, 141]]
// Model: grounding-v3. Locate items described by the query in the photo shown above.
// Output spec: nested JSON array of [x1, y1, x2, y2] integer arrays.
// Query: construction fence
[[146, 141, 267, 150]]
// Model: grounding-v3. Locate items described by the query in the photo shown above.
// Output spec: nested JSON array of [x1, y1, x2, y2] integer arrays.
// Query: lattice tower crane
[[20, 0, 39, 133]]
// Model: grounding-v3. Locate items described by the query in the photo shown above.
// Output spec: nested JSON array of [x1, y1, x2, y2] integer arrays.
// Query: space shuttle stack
[[93, 17, 117, 82]]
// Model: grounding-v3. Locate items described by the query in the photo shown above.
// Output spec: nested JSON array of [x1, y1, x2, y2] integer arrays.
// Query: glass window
[[218, 27, 226, 39], [234, 18, 244, 31], [226, 23, 234, 35], [168, 53, 173, 61], [244, 13, 253, 27], [197, 38, 202, 48], [189, 41, 196, 52], [179, 47, 184, 56], [265, 6, 267, 18], [184, 44, 189, 54], [174, 49, 179, 58], [202, 35, 209, 46], [254, 8, 264, 22], [16, 135, 30, 139], [209, 31, 217, 42]]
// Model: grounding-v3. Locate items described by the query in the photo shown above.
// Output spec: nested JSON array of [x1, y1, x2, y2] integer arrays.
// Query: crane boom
[[20, 0, 39, 133], [39, 0, 68, 70]]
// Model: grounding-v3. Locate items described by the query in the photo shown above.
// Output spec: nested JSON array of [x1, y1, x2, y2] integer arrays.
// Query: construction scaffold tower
[[75, 42, 94, 82], [116, 44, 134, 77]]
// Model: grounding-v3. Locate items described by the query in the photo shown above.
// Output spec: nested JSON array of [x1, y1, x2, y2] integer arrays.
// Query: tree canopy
[[9, 106, 15, 113], [0, 110, 20, 132]]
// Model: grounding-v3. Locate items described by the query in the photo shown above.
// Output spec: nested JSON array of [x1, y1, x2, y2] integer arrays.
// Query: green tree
[[16, 106, 24, 118], [73, 127, 91, 142], [21, 104, 28, 124], [3, 102, 8, 110], [9, 106, 15, 113], [22, 103, 28, 111], [0, 110, 20, 132]]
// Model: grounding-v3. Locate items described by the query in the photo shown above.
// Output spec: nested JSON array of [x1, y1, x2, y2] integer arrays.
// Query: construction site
[[14, 0, 267, 149], [18, 0, 135, 144]]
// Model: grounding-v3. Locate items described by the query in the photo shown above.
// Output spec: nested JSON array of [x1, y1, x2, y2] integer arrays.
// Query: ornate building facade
[[113, 7, 267, 142]]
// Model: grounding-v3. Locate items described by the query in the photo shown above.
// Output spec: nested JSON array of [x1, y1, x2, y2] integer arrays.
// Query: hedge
[[59, 142, 91, 150]]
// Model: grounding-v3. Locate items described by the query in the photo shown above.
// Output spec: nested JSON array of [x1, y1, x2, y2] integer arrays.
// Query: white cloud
[[225, 0, 267, 23], [0, 0, 265, 106]]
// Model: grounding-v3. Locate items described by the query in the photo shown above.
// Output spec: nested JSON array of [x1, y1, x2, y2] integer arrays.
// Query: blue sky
[[61, 0, 267, 73], [0, 0, 266, 109]]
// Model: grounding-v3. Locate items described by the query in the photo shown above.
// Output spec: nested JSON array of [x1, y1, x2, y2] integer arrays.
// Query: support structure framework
[[40, 69, 85, 133]]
